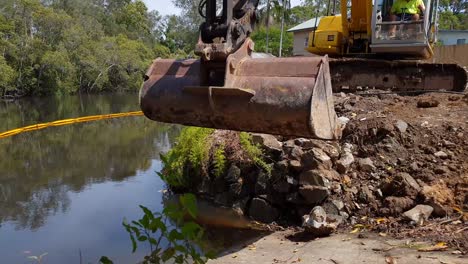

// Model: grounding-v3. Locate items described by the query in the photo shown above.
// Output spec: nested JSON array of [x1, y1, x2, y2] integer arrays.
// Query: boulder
[[255, 171, 269, 195], [417, 97, 440, 108], [382, 172, 421, 197], [395, 120, 408, 133], [225, 164, 241, 183], [383, 196, 415, 215], [288, 159, 303, 172], [301, 148, 333, 170], [434, 151, 449, 159], [336, 152, 355, 174], [248, 197, 279, 223], [302, 206, 337, 237], [402, 205, 434, 224], [251, 133, 282, 155], [299, 185, 329, 204], [299, 170, 330, 187], [358, 158, 376, 172]]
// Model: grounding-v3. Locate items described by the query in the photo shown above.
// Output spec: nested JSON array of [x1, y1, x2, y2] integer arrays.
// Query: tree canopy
[[0, 0, 465, 97]]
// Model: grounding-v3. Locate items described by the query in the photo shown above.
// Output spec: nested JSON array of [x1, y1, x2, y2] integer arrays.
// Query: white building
[[287, 17, 321, 56], [438, 30, 468, 45]]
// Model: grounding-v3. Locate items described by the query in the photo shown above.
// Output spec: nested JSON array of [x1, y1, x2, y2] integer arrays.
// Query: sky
[[143, 0, 303, 16]]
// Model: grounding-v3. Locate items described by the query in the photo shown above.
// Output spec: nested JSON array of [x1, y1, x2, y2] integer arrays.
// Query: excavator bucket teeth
[[140, 39, 341, 140]]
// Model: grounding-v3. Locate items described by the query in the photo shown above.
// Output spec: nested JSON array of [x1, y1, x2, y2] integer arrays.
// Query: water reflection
[[0, 94, 181, 263]]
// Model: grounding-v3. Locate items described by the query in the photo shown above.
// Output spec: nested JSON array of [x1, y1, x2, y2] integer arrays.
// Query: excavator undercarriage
[[140, 0, 467, 140]]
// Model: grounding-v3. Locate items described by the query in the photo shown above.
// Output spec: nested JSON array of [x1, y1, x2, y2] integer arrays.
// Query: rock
[[197, 179, 211, 194], [294, 138, 312, 147], [286, 175, 298, 186], [301, 148, 333, 170], [402, 205, 434, 224], [336, 152, 355, 173], [395, 120, 408, 133], [225, 164, 241, 183], [338, 116, 350, 125], [410, 162, 419, 171], [251, 133, 282, 154], [248, 197, 279, 223], [305, 140, 341, 161], [289, 146, 304, 161], [342, 143, 354, 153], [288, 159, 302, 172], [255, 171, 269, 195], [302, 206, 336, 237], [382, 172, 421, 197], [420, 184, 454, 217], [286, 192, 303, 204], [273, 178, 290, 193], [434, 151, 449, 159], [214, 192, 231, 206], [228, 182, 243, 198], [358, 158, 376, 172], [299, 185, 329, 204], [322, 200, 341, 215], [417, 97, 440, 108], [384, 196, 415, 215], [299, 170, 330, 187], [434, 166, 449, 175], [358, 185, 374, 203]]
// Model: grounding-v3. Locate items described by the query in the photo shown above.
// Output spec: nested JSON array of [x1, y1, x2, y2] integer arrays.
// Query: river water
[[0, 94, 182, 263]]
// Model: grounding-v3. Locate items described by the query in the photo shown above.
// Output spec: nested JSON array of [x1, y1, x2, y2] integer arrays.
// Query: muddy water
[[0, 94, 182, 263]]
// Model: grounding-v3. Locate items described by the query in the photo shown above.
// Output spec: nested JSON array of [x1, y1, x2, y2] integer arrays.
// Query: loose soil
[[329, 92, 468, 252]]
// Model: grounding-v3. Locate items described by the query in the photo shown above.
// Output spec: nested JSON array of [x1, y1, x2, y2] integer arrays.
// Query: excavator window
[[374, 0, 430, 41]]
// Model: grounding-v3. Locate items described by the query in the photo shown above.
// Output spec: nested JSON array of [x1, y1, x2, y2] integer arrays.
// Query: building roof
[[287, 17, 322, 32]]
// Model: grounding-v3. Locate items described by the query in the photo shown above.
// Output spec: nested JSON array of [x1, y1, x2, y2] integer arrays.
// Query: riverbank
[[161, 91, 467, 256]]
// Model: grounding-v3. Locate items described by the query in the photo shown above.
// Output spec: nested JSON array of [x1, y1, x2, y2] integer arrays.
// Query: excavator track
[[329, 58, 467, 93]]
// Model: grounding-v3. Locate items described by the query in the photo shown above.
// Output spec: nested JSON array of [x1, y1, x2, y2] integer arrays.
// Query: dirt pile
[[175, 92, 468, 252]]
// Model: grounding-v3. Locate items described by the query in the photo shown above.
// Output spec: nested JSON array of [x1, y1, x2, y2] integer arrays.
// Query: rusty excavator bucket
[[140, 39, 340, 140], [139, 0, 340, 140]]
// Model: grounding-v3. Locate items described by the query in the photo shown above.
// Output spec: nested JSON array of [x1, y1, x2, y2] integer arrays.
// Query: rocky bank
[[165, 92, 468, 252]]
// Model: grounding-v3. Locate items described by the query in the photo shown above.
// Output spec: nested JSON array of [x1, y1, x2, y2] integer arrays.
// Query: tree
[[438, 0, 468, 30]]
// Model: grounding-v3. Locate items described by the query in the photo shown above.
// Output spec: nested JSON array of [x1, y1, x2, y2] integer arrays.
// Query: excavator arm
[[139, 0, 341, 140]]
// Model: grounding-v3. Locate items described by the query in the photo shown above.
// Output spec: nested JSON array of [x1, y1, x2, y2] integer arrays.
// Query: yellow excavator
[[307, 0, 467, 91], [139, 0, 466, 140]]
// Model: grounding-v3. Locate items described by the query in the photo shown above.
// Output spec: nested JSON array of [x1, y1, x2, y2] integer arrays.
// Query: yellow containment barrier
[[0, 111, 144, 139]]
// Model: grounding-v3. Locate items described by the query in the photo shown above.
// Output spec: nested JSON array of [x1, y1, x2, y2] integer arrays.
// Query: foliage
[[438, 0, 467, 30], [251, 25, 293, 56], [158, 127, 214, 188], [100, 193, 212, 264], [212, 144, 227, 178], [239, 132, 272, 175], [0, 0, 200, 97]]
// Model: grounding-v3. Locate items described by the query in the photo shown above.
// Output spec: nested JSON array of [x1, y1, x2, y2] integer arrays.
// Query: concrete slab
[[210, 232, 466, 264]]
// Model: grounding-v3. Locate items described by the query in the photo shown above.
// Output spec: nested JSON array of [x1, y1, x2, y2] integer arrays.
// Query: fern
[[212, 144, 227, 178], [159, 127, 214, 188], [239, 132, 272, 175]]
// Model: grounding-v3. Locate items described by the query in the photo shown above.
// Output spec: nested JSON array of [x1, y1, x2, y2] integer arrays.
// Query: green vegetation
[[0, 0, 196, 97], [251, 25, 293, 56], [158, 127, 214, 188], [100, 193, 213, 264], [212, 144, 227, 178], [0, 0, 465, 98], [239, 132, 272, 175]]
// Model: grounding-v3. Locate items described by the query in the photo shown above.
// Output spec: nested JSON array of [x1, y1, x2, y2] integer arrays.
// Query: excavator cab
[[370, 0, 438, 58]]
